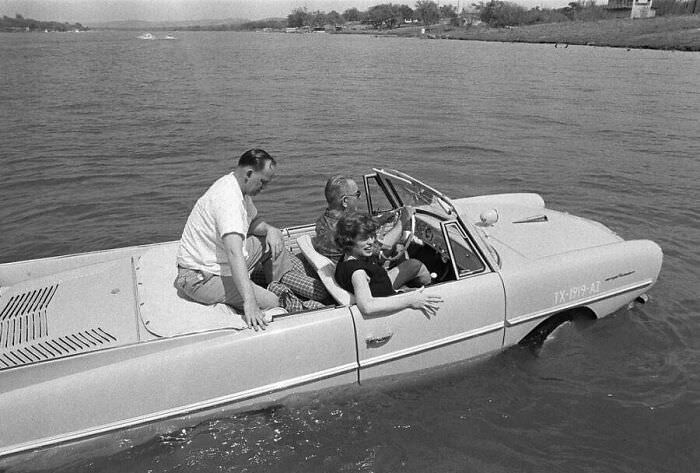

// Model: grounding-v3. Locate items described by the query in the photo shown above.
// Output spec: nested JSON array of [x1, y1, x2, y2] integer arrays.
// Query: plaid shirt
[[313, 209, 345, 263]]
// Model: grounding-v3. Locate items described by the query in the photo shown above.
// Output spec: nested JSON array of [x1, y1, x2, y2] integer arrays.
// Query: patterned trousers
[[252, 250, 331, 305]]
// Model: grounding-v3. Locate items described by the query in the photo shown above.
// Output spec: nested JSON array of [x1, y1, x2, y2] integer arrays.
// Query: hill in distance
[[87, 18, 248, 29]]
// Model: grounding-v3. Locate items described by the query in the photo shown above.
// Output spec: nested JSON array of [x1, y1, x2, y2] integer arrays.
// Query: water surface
[[1, 31, 699, 472]]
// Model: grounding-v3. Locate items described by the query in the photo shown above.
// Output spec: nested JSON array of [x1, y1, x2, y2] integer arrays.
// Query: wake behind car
[[0, 169, 662, 463]]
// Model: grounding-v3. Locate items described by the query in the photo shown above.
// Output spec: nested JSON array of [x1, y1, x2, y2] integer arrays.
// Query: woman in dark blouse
[[334, 214, 442, 317]]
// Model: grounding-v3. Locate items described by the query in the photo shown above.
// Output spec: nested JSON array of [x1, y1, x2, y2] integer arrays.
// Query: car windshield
[[374, 168, 502, 269], [374, 169, 456, 220]]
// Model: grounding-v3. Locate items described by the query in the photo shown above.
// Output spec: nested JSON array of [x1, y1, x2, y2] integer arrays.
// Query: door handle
[[365, 332, 393, 346]]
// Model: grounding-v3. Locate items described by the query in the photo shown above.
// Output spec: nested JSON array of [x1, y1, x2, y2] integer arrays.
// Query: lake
[[0, 30, 698, 472]]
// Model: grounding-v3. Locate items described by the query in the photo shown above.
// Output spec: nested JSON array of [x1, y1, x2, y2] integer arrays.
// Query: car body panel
[[0, 304, 358, 457], [500, 239, 662, 345], [352, 273, 506, 381], [444, 193, 662, 345], [453, 196, 622, 260]]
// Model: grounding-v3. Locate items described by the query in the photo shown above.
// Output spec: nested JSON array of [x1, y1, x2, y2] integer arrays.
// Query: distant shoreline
[[340, 15, 700, 52], [10, 13, 696, 52]]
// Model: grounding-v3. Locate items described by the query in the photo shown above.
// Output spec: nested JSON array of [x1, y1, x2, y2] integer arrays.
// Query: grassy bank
[[361, 14, 700, 51]]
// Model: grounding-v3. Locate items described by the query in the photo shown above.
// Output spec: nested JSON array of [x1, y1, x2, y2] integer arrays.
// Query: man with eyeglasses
[[175, 148, 298, 331], [313, 175, 413, 264]]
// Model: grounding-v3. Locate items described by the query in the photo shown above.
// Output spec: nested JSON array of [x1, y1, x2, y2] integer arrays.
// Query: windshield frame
[[372, 168, 457, 219], [372, 168, 500, 272]]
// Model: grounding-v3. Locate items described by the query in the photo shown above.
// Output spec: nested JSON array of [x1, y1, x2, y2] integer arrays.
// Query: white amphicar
[[0, 169, 662, 464]]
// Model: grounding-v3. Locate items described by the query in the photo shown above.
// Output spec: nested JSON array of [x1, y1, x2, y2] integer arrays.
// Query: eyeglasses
[[343, 190, 361, 199]]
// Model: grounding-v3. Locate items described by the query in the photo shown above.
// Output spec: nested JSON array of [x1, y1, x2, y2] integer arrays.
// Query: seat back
[[296, 234, 355, 306]]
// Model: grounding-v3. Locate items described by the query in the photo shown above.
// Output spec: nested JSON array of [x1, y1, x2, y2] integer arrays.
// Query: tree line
[[9, 0, 692, 34], [286, 1, 456, 29], [0, 13, 87, 32], [283, 0, 699, 30]]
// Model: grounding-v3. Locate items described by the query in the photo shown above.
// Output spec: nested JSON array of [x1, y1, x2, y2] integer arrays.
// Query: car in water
[[0, 168, 662, 462]]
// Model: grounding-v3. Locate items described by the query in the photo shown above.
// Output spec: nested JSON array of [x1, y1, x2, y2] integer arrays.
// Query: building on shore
[[606, 0, 699, 16]]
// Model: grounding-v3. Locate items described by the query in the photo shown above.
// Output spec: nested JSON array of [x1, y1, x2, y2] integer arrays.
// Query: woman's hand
[[409, 287, 443, 317]]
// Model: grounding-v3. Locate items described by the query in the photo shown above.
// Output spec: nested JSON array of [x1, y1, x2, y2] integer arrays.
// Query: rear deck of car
[[0, 224, 321, 371], [0, 257, 140, 370]]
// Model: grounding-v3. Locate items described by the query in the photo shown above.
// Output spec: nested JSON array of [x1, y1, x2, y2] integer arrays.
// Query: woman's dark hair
[[238, 148, 276, 171], [335, 214, 378, 254]]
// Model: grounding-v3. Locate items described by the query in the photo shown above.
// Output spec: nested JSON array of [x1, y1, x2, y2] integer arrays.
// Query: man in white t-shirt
[[175, 148, 293, 331]]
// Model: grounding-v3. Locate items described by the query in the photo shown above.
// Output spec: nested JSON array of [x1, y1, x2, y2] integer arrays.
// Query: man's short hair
[[238, 148, 276, 171], [324, 174, 354, 207]]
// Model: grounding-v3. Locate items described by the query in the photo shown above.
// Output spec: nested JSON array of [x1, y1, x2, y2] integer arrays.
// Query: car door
[[351, 219, 506, 382]]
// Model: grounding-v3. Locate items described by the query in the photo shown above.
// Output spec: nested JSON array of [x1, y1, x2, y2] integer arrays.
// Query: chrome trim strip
[[374, 168, 412, 185], [505, 280, 654, 327], [282, 223, 315, 234], [359, 322, 504, 369], [0, 362, 358, 458], [440, 221, 461, 282]]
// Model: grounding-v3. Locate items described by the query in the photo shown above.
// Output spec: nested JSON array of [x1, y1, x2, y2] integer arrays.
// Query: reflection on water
[[1, 31, 699, 473]]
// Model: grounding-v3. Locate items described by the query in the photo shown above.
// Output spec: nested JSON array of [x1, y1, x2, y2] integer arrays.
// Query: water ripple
[[2, 31, 699, 473]]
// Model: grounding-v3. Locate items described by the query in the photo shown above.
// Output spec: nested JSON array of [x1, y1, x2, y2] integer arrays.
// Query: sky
[[2, 0, 575, 24]]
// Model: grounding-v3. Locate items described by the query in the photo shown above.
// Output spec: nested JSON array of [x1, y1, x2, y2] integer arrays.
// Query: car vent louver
[[512, 214, 549, 224], [0, 283, 58, 320], [0, 328, 117, 369], [0, 284, 118, 370], [0, 283, 57, 347]]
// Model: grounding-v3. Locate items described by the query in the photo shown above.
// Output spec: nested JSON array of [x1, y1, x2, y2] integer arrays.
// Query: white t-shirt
[[176, 173, 258, 276]]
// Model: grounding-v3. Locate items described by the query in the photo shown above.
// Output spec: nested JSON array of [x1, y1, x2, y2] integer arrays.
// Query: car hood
[[452, 194, 623, 260]]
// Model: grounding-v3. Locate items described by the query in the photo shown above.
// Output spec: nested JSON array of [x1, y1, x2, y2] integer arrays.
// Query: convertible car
[[0, 169, 662, 462]]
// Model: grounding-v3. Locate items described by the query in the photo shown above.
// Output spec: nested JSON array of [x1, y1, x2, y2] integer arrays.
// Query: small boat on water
[[164, 34, 176, 40], [137, 32, 155, 40], [0, 168, 662, 466]]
